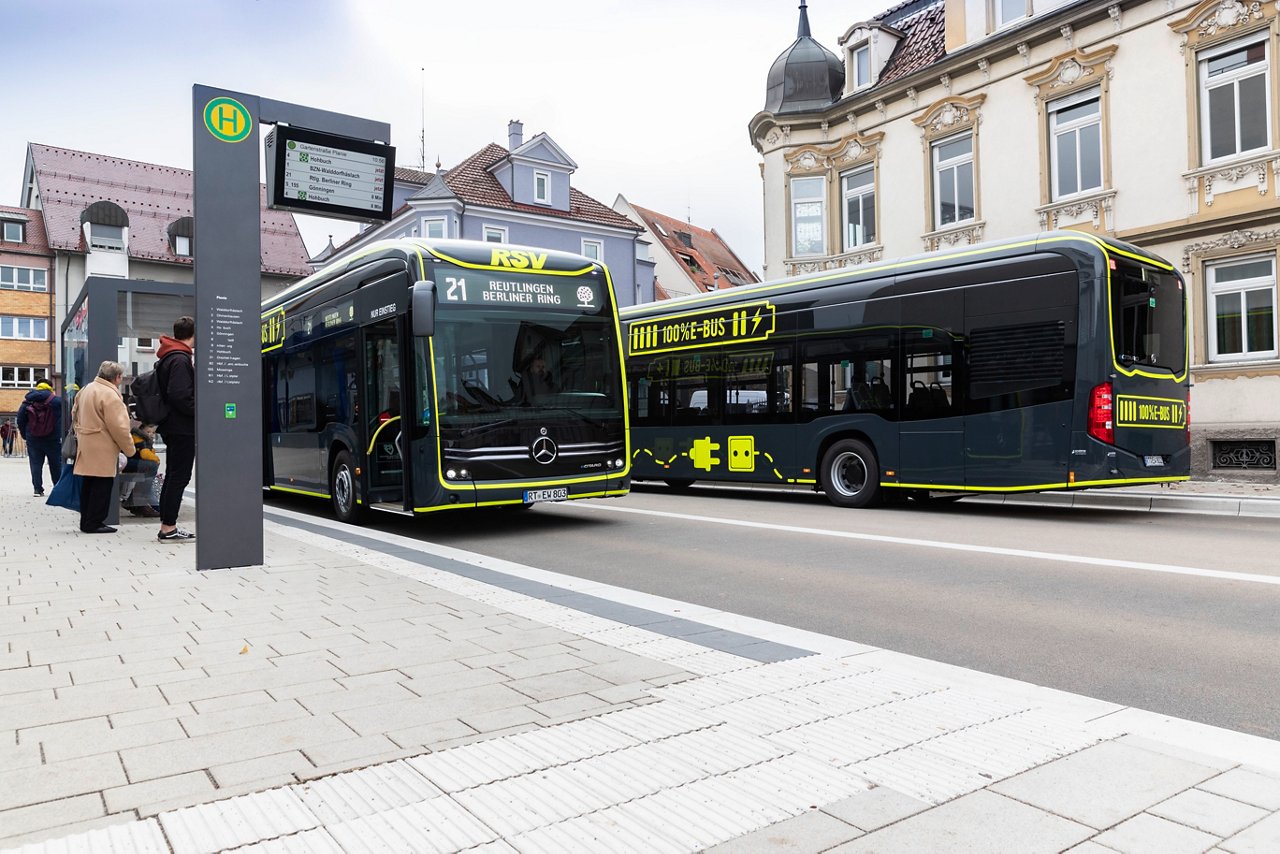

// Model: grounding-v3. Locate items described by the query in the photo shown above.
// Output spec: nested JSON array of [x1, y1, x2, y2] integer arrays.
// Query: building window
[[0, 366, 39, 388], [932, 133, 975, 228], [841, 166, 876, 249], [581, 239, 603, 261], [423, 217, 446, 239], [0, 316, 48, 341], [137, 337, 155, 350], [2, 221, 23, 243], [1207, 256, 1276, 362], [852, 44, 870, 88], [482, 225, 507, 243], [791, 176, 826, 257], [1049, 88, 1102, 199], [89, 223, 125, 251], [0, 266, 48, 292], [534, 171, 550, 204], [994, 0, 1027, 28], [1199, 35, 1270, 163], [173, 235, 191, 257]]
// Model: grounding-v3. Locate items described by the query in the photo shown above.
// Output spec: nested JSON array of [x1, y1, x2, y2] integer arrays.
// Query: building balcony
[[1036, 189, 1116, 232], [784, 244, 883, 276], [921, 221, 985, 253], [1183, 150, 1280, 214]]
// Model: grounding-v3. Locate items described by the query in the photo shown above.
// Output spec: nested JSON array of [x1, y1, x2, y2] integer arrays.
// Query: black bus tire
[[330, 449, 364, 524], [664, 478, 696, 491], [820, 439, 880, 508]]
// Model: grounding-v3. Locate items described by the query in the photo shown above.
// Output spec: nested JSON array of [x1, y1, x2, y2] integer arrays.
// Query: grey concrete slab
[[0, 794, 106, 842], [1092, 812, 1221, 854], [334, 683, 533, 736], [822, 785, 932, 832], [1198, 767, 1280, 811], [991, 741, 1222, 829], [827, 790, 1093, 853], [103, 771, 218, 815], [705, 810, 862, 852], [1221, 812, 1280, 853], [0, 752, 128, 811], [1150, 789, 1269, 838]]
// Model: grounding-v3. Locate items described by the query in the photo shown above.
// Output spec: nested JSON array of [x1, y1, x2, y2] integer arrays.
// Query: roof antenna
[[419, 67, 426, 172]]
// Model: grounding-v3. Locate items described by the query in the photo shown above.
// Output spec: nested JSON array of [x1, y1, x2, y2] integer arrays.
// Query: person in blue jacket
[[17, 379, 62, 496]]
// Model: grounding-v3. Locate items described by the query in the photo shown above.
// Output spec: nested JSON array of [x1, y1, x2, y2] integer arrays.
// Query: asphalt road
[[272, 484, 1280, 739]]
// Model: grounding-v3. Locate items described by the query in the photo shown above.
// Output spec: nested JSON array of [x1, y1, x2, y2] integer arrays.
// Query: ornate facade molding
[[912, 94, 986, 138], [1024, 45, 1119, 94], [785, 245, 884, 276], [782, 131, 886, 175], [1169, 0, 1267, 41], [921, 222, 985, 253], [1181, 226, 1280, 272], [1036, 190, 1117, 231], [1182, 151, 1280, 209]]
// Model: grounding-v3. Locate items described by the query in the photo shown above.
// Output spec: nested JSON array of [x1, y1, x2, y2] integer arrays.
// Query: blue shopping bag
[[46, 460, 82, 512]]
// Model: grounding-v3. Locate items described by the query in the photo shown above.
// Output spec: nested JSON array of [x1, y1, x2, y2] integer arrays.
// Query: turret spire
[[797, 0, 811, 38]]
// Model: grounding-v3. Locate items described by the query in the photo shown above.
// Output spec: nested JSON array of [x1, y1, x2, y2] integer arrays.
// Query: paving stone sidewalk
[[2, 455, 1278, 852]]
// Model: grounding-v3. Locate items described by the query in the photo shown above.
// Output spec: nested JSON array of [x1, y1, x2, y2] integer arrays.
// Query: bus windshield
[[430, 309, 621, 431], [1111, 258, 1185, 373]]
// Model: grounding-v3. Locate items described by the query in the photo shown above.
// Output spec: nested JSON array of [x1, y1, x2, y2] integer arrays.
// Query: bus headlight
[[446, 468, 457, 479], [613, 458, 624, 469], [459, 469, 470, 479]]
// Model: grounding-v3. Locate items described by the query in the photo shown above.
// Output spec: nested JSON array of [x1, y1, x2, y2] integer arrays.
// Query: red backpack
[[25, 397, 56, 438]]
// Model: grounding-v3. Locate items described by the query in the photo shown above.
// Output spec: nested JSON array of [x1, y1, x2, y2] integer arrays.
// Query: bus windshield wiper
[[537, 406, 605, 429], [460, 418, 515, 437]]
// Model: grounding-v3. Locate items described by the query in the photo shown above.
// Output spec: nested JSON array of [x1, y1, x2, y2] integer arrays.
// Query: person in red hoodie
[[155, 317, 196, 541]]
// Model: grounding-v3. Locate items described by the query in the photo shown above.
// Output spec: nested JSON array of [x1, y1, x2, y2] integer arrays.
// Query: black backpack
[[131, 365, 170, 426], [25, 397, 56, 437]]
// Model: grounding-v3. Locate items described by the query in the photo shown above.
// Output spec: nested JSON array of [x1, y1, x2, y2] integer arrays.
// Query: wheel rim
[[829, 451, 868, 497], [334, 465, 353, 515]]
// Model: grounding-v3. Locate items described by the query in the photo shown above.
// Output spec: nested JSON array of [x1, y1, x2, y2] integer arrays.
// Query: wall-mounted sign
[[628, 301, 776, 356], [266, 125, 395, 222]]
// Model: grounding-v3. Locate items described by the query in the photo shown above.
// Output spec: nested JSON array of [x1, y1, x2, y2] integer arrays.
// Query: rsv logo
[[490, 249, 548, 270]]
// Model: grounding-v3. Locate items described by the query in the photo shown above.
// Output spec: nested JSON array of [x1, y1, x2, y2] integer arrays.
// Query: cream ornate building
[[751, 0, 1280, 482]]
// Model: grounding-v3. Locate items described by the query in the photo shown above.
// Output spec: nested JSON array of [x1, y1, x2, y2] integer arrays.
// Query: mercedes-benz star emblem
[[531, 436, 558, 464]]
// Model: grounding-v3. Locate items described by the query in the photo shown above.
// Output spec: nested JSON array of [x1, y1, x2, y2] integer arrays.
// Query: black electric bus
[[622, 231, 1189, 508], [261, 238, 629, 521]]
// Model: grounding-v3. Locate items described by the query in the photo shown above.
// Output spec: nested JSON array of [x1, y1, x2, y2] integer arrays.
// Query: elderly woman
[[72, 361, 137, 533]]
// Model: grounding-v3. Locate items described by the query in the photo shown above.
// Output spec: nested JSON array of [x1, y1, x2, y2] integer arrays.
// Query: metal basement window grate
[[1212, 440, 1276, 469]]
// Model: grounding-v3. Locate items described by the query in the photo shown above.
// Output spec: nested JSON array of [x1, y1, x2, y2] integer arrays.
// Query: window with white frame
[[0, 316, 48, 340], [534, 171, 550, 204], [482, 225, 507, 243], [1208, 256, 1276, 361], [173, 235, 191, 257], [1, 366, 39, 388], [1199, 34, 1270, 163], [0, 266, 48, 292], [932, 133, 975, 228], [852, 44, 870, 88], [1049, 88, 1102, 199], [994, 0, 1027, 28], [841, 166, 876, 249], [2, 221, 23, 243], [581, 239, 603, 261], [791, 176, 826, 257], [422, 217, 446, 239], [89, 223, 124, 250]]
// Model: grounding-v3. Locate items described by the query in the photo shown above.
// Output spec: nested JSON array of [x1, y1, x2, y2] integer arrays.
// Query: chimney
[[508, 119, 523, 150]]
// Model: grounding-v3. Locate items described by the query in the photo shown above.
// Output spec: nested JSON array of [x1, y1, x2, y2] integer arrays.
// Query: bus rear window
[[1111, 260, 1185, 373]]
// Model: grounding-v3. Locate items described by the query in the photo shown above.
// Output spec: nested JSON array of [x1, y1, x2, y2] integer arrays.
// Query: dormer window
[[852, 44, 871, 88], [2, 221, 23, 243], [90, 223, 124, 251], [174, 236, 191, 257], [994, 0, 1029, 29], [534, 171, 550, 204]]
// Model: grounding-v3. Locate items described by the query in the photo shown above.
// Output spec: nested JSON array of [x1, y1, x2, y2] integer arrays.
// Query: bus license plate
[[525, 488, 568, 503], [1144, 455, 1164, 467]]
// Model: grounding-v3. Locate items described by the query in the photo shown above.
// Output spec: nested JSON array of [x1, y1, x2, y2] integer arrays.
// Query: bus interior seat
[[908, 380, 932, 416], [929, 381, 950, 411], [846, 382, 872, 411], [870, 376, 892, 409]]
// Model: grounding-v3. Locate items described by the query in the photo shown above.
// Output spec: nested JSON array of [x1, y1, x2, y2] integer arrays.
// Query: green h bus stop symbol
[[203, 97, 252, 143]]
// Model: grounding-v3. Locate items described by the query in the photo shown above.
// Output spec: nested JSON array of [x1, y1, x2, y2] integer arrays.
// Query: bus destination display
[[437, 270, 603, 313], [628, 301, 776, 356], [267, 125, 395, 222]]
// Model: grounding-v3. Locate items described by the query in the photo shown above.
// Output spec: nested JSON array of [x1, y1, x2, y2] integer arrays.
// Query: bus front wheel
[[820, 439, 880, 508], [330, 449, 364, 524]]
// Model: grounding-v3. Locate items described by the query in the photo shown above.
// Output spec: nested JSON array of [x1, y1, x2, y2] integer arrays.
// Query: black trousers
[[27, 438, 60, 492], [159, 432, 195, 527], [80, 475, 115, 532]]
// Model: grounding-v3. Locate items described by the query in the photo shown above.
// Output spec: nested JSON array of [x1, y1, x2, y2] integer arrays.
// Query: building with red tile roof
[[332, 122, 655, 306], [613, 196, 759, 300]]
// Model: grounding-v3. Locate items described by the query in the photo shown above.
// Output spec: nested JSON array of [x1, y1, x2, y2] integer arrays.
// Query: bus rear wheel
[[664, 478, 696, 491], [820, 439, 880, 508], [330, 449, 364, 524]]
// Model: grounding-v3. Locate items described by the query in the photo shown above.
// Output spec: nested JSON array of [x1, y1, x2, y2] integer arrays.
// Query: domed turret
[[764, 1, 845, 115]]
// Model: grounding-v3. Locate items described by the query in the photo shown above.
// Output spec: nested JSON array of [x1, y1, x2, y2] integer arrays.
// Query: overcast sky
[[3, 0, 883, 276]]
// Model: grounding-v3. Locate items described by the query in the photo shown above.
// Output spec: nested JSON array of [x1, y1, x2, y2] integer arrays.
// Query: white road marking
[[579, 503, 1280, 587]]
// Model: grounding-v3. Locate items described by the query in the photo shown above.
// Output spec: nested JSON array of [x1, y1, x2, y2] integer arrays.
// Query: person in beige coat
[[72, 361, 136, 534]]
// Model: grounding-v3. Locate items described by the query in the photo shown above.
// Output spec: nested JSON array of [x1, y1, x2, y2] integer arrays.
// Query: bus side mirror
[[411, 280, 436, 337]]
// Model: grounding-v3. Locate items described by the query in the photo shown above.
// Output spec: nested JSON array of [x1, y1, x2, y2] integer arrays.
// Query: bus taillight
[[1088, 381, 1114, 445]]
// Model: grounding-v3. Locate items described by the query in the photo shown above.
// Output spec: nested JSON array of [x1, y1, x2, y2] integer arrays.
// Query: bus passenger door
[[899, 291, 966, 489], [361, 318, 406, 508]]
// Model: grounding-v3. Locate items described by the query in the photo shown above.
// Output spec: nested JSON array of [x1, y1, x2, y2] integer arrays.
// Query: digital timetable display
[[267, 125, 395, 222], [628, 301, 776, 355]]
